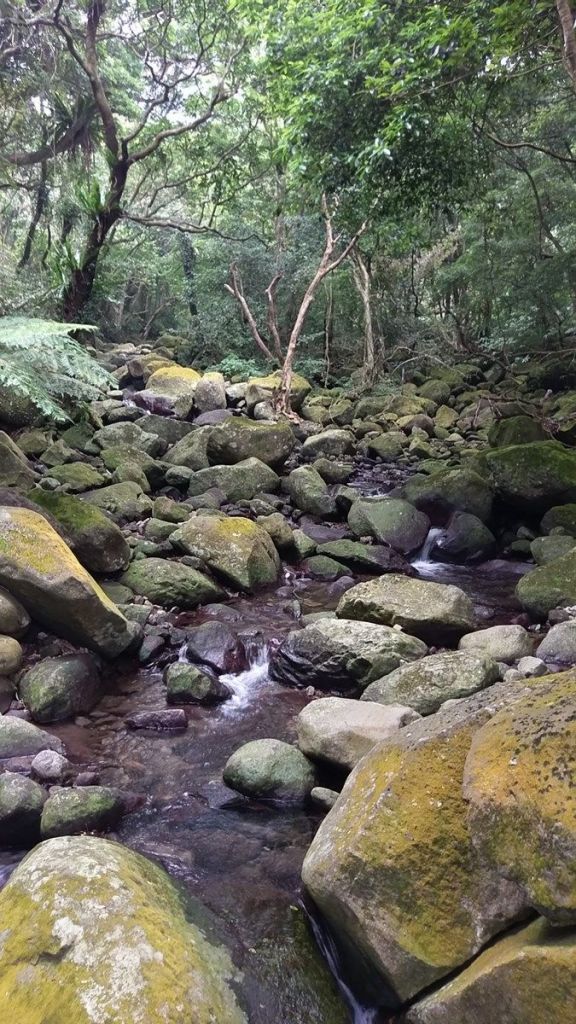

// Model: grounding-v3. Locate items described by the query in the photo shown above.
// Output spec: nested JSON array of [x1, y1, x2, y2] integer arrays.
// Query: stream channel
[[0, 471, 531, 1023]]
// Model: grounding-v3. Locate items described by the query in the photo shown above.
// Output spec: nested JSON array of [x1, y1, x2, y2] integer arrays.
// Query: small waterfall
[[220, 635, 270, 713], [305, 907, 380, 1024], [411, 526, 444, 570]]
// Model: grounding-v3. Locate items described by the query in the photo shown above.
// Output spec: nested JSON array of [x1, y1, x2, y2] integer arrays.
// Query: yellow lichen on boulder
[[0, 835, 247, 1024], [0, 506, 132, 657], [463, 670, 576, 923]]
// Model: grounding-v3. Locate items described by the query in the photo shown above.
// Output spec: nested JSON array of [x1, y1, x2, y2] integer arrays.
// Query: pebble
[[516, 656, 548, 678]]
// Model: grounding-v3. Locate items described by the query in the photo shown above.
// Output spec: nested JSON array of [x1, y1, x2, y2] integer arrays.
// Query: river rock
[[488, 414, 546, 447], [531, 534, 576, 565], [0, 636, 22, 674], [464, 670, 576, 923], [93, 420, 165, 457], [0, 835, 246, 1023], [0, 715, 63, 758], [18, 654, 101, 723], [0, 771, 45, 846], [0, 432, 38, 490], [536, 621, 576, 663], [172, 515, 280, 592], [142, 364, 202, 417], [270, 618, 427, 691], [285, 465, 335, 516], [40, 786, 127, 838], [121, 557, 224, 609], [459, 624, 534, 663], [207, 417, 295, 469], [223, 738, 318, 804], [31, 490, 131, 573], [361, 650, 499, 715], [185, 621, 246, 673], [0, 507, 132, 657], [31, 749, 69, 781], [516, 549, 576, 618], [316, 539, 412, 575], [246, 370, 311, 412], [402, 468, 493, 523], [337, 574, 476, 643], [164, 663, 231, 705], [83, 480, 154, 522], [348, 498, 430, 554], [302, 429, 355, 460], [541, 504, 576, 536], [482, 441, 576, 511], [432, 512, 496, 563], [164, 426, 212, 470], [188, 458, 280, 502], [127, 709, 187, 732], [297, 697, 420, 770], [48, 462, 106, 492], [195, 371, 227, 412], [257, 512, 295, 554], [405, 917, 576, 1024], [302, 688, 529, 1004], [0, 586, 30, 637]]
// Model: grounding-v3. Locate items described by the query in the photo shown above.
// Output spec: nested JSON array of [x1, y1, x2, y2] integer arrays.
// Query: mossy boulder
[[0, 714, 64, 758], [40, 786, 127, 838], [82, 480, 154, 523], [316, 539, 412, 575], [19, 653, 101, 723], [541, 503, 576, 536], [0, 635, 23, 674], [302, 428, 355, 460], [302, 690, 529, 1004], [207, 417, 295, 469], [0, 835, 246, 1023], [187, 458, 279, 502], [285, 465, 335, 516], [93, 420, 165, 457], [337, 574, 476, 644], [223, 738, 318, 804], [0, 432, 38, 490], [99, 445, 165, 488], [121, 557, 224, 609], [172, 515, 280, 592], [246, 371, 311, 412], [402, 468, 493, 524], [0, 507, 132, 657], [164, 662, 231, 704], [464, 671, 576, 923], [365, 431, 406, 461], [348, 498, 430, 554], [0, 385, 40, 427], [270, 617, 427, 691], [0, 585, 30, 637], [516, 549, 576, 618], [406, 918, 576, 1024], [487, 415, 546, 448], [530, 534, 576, 565], [459, 624, 534, 663], [361, 650, 499, 715], [143, 364, 202, 417], [49, 462, 106, 492], [31, 489, 130, 573], [432, 512, 496, 564], [0, 772, 45, 846], [195, 371, 227, 412], [164, 426, 213, 470], [482, 441, 576, 511]]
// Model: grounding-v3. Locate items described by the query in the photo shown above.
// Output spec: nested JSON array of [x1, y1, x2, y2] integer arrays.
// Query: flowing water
[[0, 511, 531, 1020]]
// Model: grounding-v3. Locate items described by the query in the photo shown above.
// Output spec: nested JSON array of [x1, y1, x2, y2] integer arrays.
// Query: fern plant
[[0, 317, 114, 422]]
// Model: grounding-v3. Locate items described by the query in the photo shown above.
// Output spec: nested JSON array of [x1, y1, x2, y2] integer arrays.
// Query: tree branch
[[225, 263, 276, 361]]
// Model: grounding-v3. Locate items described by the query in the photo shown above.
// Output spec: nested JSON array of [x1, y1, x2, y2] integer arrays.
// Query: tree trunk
[[556, 0, 576, 91], [17, 158, 48, 269], [352, 251, 376, 384]]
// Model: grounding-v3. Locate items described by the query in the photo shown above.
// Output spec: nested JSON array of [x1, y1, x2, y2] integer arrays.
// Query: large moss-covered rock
[[302, 428, 355, 460], [19, 653, 101, 723], [316, 539, 412, 575], [0, 585, 30, 637], [121, 557, 224, 608], [348, 498, 430, 554], [246, 371, 311, 412], [0, 772, 45, 846], [431, 512, 496, 564], [0, 507, 132, 657], [93, 420, 166, 457], [487, 415, 546, 448], [143, 364, 202, 416], [516, 549, 576, 618], [31, 489, 130, 573], [172, 515, 280, 592], [402, 468, 493, 523], [541, 503, 576, 536], [337, 574, 476, 643], [207, 417, 295, 469], [285, 465, 334, 516], [99, 446, 164, 488], [0, 431, 38, 490], [464, 671, 576, 923], [49, 462, 106, 492], [40, 786, 127, 838], [164, 426, 212, 470], [0, 386, 39, 427], [270, 618, 427, 690], [361, 650, 499, 715], [406, 918, 576, 1024], [0, 714, 63, 758], [223, 738, 318, 803], [459, 624, 533, 663], [297, 697, 419, 770], [0, 835, 246, 1023], [187, 458, 279, 502], [83, 481, 153, 523], [482, 441, 576, 511], [302, 690, 528, 1004]]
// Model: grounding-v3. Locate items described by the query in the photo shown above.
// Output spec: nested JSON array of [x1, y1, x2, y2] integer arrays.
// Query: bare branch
[[225, 263, 276, 361], [265, 274, 284, 360]]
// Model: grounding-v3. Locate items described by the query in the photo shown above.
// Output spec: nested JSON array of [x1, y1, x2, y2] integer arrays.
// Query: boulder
[[459, 624, 534, 663], [316, 540, 412, 575], [185, 621, 246, 673], [516, 550, 576, 618], [164, 663, 231, 705], [0, 585, 30, 637], [536, 621, 576, 664], [464, 671, 576, 923], [223, 738, 318, 803], [187, 458, 279, 502], [207, 417, 295, 469], [406, 918, 576, 1024], [49, 462, 106, 492], [0, 835, 246, 1023], [336, 574, 476, 644], [246, 371, 311, 412], [195, 371, 227, 412], [431, 512, 496, 564], [142, 364, 202, 417], [0, 432, 38, 490], [270, 618, 427, 691], [302, 429, 355, 460], [257, 512, 295, 554], [0, 715, 64, 758], [82, 481, 154, 523], [541, 504, 576, 536], [297, 697, 420, 770], [164, 426, 212, 470], [482, 441, 576, 511], [31, 490, 131, 573], [402, 468, 493, 523], [0, 636, 23, 674], [302, 688, 529, 1004], [40, 786, 127, 838], [121, 557, 224, 609], [100, 445, 164, 488], [18, 654, 101, 723], [487, 415, 546, 448], [92, 420, 165, 457], [530, 534, 576, 565], [172, 515, 280, 592], [362, 650, 499, 715], [348, 498, 430, 554], [0, 507, 132, 657], [285, 466, 335, 516], [0, 772, 45, 846]]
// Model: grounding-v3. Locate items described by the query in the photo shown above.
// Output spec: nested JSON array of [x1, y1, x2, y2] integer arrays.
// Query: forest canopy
[[1, 0, 575, 383]]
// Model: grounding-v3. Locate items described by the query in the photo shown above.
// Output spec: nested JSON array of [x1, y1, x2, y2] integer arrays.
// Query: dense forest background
[[1, 0, 575, 386]]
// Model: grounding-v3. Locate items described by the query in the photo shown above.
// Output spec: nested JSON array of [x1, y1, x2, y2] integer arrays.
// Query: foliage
[[0, 317, 113, 421]]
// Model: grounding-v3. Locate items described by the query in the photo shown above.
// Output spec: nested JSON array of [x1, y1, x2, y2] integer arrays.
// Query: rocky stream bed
[[0, 348, 575, 1022]]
